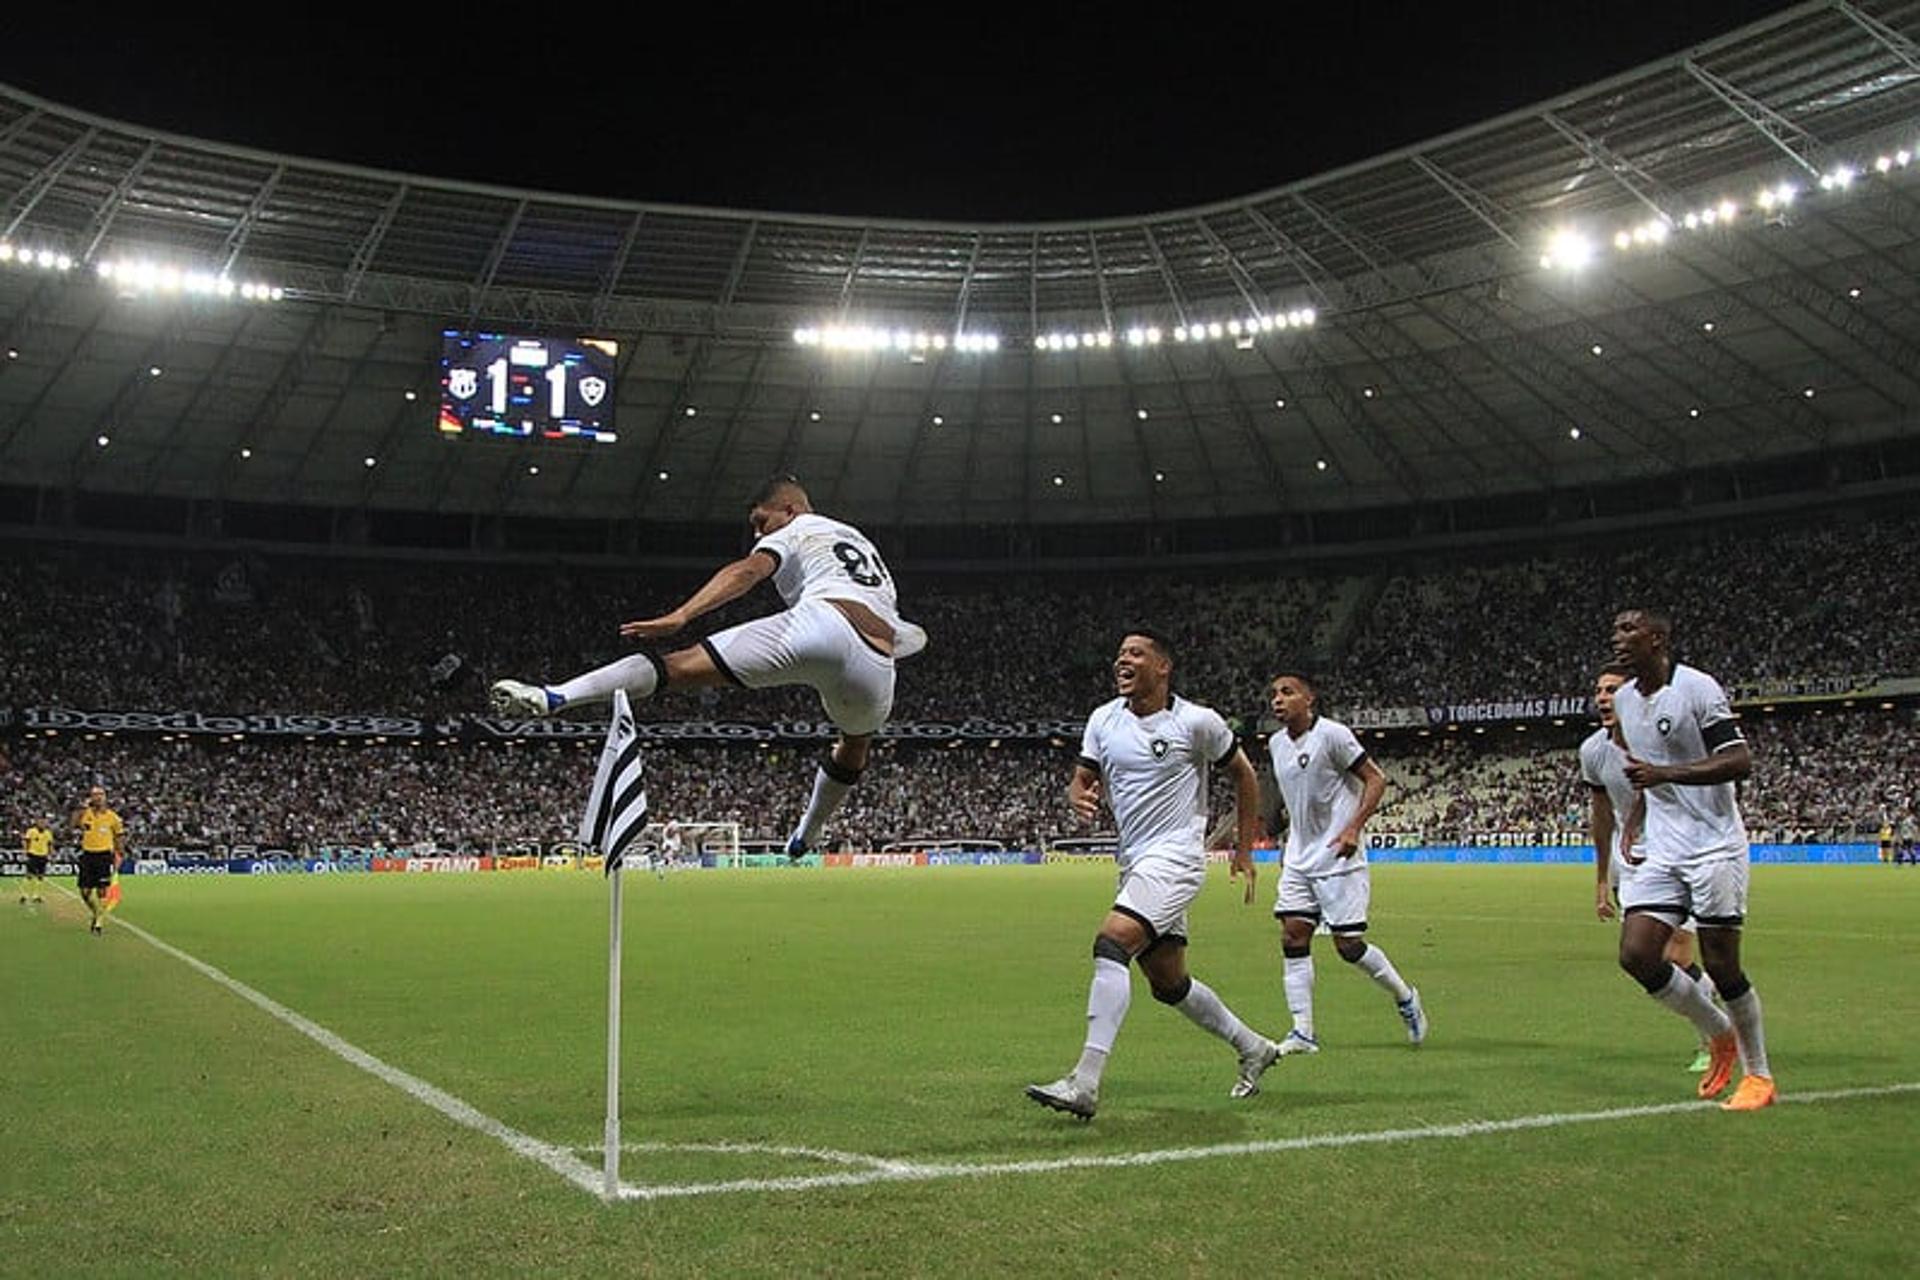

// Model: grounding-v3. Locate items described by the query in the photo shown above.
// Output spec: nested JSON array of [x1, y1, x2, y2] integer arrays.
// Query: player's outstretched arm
[[620, 552, 776, 640], [1227, 748, 1260, 904]]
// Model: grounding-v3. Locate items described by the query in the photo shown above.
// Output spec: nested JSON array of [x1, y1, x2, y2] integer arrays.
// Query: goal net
[[633, 821, 743, 870]]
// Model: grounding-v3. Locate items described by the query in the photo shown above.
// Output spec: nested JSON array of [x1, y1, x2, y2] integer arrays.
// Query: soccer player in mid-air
[[1581, 663, 1716, 1073], [1026, 630, 1281, 1120], [491, 476, 924, 857], [1610, 609, 1775, 1110], [1264, 672, 1427, 1054]]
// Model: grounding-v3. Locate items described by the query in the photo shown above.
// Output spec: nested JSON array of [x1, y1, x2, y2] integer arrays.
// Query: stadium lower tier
[[6, 707, 1913, 852]]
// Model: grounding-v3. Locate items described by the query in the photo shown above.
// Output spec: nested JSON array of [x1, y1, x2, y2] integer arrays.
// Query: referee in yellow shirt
[[72, 786, 125, 935], [20, 819, 54, 903]]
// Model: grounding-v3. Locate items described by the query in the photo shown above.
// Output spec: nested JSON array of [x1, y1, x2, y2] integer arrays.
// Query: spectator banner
[[494, 855, 541, 871], [1365, 831, 1425, 850], [405, 856, 491, 873], [1348, 707, 1429, 730], [14, 706, 1090, 744], [1423, 697, 1592, 726]]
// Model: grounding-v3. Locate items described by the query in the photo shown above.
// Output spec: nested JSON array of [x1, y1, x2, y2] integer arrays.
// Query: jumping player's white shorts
[[1618, 853, 1748, 929], [1113, 855, 1206, 944], [703, 599, 895, 736], [1274, 864, 1371, 934]]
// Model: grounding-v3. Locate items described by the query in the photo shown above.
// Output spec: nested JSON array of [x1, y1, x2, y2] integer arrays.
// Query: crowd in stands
[[5, 508, 1915, 726], [6, 709, 1911, 853]]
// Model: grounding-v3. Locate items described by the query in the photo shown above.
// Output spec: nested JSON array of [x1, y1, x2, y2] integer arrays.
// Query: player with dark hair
[[1026, 630, 1280, 1120], [20, 817, 54, 903], [1264, 670, 1426, 1054], [72, 786, 123, 935], [492, 476, 925, 858], [1582, 662, 1716, 1073], [1610, 609, 1774, 1110]]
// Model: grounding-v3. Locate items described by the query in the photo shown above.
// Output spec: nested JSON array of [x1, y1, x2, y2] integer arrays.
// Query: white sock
[[550, 654, 659, 708], [1651, 965, 1734, 1040], [1283, 955, 1316, 1039], [793, 766, 855, 847], [1073, 957, 1131, 1087], [1696, 968, 1718, 1003], [1174, 978, 1265, 1057], [1723, 987, 1771, 1078], [1353, 943, 1414, 1003]]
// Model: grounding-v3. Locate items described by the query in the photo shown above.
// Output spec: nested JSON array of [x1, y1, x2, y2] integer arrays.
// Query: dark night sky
[[1, 3, 1800, 222]]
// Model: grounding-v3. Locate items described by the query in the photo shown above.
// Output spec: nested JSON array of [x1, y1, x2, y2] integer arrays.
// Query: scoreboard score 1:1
[[438, 331, 618, 442]]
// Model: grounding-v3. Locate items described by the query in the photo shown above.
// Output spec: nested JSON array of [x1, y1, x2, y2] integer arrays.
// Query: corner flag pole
[[580, 689, 645, 1204], [603, 857, 624, 1201]]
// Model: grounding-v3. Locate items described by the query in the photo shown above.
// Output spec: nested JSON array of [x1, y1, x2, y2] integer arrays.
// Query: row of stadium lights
[[1539, 147, 1914, 272], [0, 241, 284, 301], [789, 310, 1318, 357]]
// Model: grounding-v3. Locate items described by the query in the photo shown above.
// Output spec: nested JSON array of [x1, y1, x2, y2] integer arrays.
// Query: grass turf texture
[[3, 864, 1916, 1276]]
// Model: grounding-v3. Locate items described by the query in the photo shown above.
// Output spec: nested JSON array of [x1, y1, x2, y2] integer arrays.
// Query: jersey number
[[833, 541, 887, 588]]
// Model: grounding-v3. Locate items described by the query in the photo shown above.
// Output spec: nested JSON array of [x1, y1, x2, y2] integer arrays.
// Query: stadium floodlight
[[1615, 230, 1634, 251], [1539, 227, 1595, 271], [1274, 398, 1286, 409], [1849, 287, 1862, 299], [239, 447, 252, 458], [0, 243, 12, 262], [1144, 327, 1161, 344], [1050, 412, 1064, 425], [1717, 200, 1738, 222], [149, 366, 162, 377], [1173, 326, 1188, 342], [1702, 321, 1716, 333], [1136, 408, 1149, 421], [1227, 319, 1243, 335], [932, 334, 948, 351], [1688, 407, 1700, 418], [1898, 151, 1912, 168], [657, 470, 669, 480], [1590, 344, 1604, 357], [1096, 331, 1113, 348], [1315, 458, 1328, 471], [363, 456, 377, 468], [1803, 387, 1816, 398], [1568, 426, 1582, 440], [1207, 321, 1224, 339], [1683, 212, 1701, 230], [96, 434, 109, 448], [808, 410, 822, 422], [1033, 336, 1047, 350], [1063, 334, 1079, 350], [1153, 470, 1165, 482], [528, 465, 540, 476], [931, 415, 944, 426], [1051, 474, 1064, 486], [683, 406, 697, 417], [1876, 155, 1894, 174], [1126, 327, 1146, 346]]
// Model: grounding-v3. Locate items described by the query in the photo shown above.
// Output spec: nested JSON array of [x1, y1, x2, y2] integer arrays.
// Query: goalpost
[[631, 821, 743, 870]]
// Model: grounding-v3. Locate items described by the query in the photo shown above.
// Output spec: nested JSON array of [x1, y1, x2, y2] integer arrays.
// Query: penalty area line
[[613, 1081, 1920, 1201], [71, 894, 603, 1199]]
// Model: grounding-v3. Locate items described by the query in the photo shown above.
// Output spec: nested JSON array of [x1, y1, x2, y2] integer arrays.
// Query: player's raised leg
[[1138, 937, 1279, 1098]]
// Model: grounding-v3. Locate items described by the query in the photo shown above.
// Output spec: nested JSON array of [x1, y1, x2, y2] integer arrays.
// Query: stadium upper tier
[[4, 1, 1920, 527]]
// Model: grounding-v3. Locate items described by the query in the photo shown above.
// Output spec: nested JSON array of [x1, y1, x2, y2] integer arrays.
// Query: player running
[[1582, 663, 1717, 1073], [1025, 630, 1281, 1120], [1264, 671, 1427, 1055], [1610, 609, 1775, 1111], [491, 476, 925, 858]]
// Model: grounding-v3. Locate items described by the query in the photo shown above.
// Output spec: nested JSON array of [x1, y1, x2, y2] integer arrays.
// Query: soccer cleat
[[1025, 1076, 1097, 1120], [1721, 1074, 1777, 1112], [1687, 1048, 1713, 1073], [489, 679, 559, 718], [1697, 1031, 1739, 1098], [1231, 1039, 1282, 1099], [784, 834, 813, 863], [1397, 988, 1429, 1046], [89, 919, 103, 935], [1276, 1029, 1321, 1057]]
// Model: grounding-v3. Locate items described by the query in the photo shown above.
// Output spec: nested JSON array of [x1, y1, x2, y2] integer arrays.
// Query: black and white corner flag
[[580, 690, 647, 876]]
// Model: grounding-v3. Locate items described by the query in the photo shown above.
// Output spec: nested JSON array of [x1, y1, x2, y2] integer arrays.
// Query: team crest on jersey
[[1150, 739, 1170, 760], [1297, 752, 1311, 770], [1657, 715, 1673, 736]]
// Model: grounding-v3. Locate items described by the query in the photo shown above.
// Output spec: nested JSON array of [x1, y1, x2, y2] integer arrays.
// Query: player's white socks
[[1074, 957, 1131, 1087], [1651, 965, 1734, 1040], [1353, 944, 1414, 1003], [793, 766, 854, 848], [1723, 987, 1772, 1078], [550, 654, 660, 708], [1173, 979, 1266, 1058], [1283, 955, 1316, 1039]]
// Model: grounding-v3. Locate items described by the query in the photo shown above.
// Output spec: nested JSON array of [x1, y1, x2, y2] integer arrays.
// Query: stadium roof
[[2, 0, 1919, 528]]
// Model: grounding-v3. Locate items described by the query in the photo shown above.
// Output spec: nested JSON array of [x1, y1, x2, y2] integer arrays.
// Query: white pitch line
[[614, 1081, 1920, 1201], [584, 1141, 923, 1173], [78, 897, 603, 1198]]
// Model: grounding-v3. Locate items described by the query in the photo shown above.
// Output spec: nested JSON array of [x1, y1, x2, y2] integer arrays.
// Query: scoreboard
[[438, 331, 618, 443]]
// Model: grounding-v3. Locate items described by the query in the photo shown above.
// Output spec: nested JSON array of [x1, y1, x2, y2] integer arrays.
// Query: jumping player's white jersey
[[1269, 716, 1370, 877], [1578, 728, 1645, 859], [1079, 696, 1238, 870], [1612, 664, 1748, 865], [752, 513, 923, 654]]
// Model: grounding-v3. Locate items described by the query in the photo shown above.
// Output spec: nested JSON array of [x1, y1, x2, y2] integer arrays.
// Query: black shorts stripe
[[1328, 919, 1368, 934], [699, 637, 747, 688], [1111, 904, 1158, 941]]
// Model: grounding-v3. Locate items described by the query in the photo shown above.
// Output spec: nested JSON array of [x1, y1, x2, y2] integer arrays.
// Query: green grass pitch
[[4, 863, 1917, 1276]]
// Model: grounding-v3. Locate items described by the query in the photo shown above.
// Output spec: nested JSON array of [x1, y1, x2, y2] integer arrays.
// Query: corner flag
[[579, 690, 647, 874]]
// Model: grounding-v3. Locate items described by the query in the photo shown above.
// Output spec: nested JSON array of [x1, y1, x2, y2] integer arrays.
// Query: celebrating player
[[1026, 630, 1281, 1120], [1264, 672, 1427, 1054], [1610, 609, 1774, 1111], [1581, 663, 1716, 1073], [492, 476, 924, 858]]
